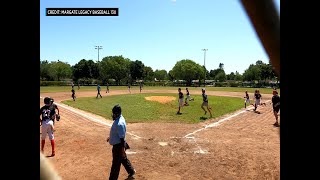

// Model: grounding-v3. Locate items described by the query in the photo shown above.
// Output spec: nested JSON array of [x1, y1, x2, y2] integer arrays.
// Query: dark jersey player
[[272, 90, 280, 127]]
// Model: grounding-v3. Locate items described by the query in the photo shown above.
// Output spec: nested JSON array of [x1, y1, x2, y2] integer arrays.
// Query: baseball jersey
[[179, 92, 184, 99], [40, 105, 55, 120], [97, 85, 101, 91], [202, 93, 208, 102], [272, 94, 280, 108], [245, 93, 249, 99], [186, 90, 190, 96], [255, 93, 261, 99]]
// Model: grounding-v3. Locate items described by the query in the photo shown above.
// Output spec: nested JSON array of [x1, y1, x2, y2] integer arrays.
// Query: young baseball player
[[244, 91, 250, 108], [50, 98, 60, 125], [184, 87, 194, 105], [177, 88, 184, 115], [272, 90, 280, 127], [96, 84, 102, 98], [254, 89, 262, 112], [71, 89, 76, 101], [106, 83, 110, 93], [139, 82, 142, 93], [40, 97, 56, 157], [128, 83, 131, 93], [201, 88, 212, 117]]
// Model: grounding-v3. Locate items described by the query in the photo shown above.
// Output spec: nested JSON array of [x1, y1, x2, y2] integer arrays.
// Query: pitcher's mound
[[145, 96, 176, 104]]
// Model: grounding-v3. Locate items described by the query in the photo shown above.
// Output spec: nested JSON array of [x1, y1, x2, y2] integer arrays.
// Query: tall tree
[[234, 71, 243, 81], [100, 56, 131, 85], [72, 59, 99, 80], [143, 66, 154, 81], [227, 72, 235, 80], [171, 59, 204, 86], [40, 60, 52, 80], [154, 69, 168, 81], [243, 64, 261, 81], [168, 70, 174, 81], [49, 60, 72, 81], [130, 60, 145, 80]]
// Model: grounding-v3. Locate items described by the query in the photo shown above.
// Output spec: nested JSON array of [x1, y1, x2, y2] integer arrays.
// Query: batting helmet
[[44, 97, 52, 104], [112, 104, 122, 120]]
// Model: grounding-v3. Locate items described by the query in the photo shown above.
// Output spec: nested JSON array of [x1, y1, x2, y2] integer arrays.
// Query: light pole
[[95, 46, 103, 62], [202, 49, 208, 87]]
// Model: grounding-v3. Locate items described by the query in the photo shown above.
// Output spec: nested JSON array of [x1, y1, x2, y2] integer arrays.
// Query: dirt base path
[[40, 89, 279, 180]]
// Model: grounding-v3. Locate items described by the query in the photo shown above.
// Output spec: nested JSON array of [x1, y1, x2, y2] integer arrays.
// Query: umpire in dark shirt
[[107, 104, 136, 180]]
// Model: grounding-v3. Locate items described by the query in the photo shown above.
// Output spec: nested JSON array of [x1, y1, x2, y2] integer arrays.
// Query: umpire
[[107, 104, 136, 180]]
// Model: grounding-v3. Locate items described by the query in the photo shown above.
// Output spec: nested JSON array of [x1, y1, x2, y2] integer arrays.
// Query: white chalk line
[[40, 97, 143, 140], [184, 100, 271, 138]]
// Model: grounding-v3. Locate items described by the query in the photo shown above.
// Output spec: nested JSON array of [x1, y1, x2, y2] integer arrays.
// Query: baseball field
[[40, 86, 280, 180]]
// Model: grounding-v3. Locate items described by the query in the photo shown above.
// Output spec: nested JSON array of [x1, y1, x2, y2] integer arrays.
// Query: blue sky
[[40, 0, 280, 74]]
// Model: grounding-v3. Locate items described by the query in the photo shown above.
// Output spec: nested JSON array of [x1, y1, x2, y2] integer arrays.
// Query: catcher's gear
[[56, 114, 60, 121], [44, 97, 52, 104]]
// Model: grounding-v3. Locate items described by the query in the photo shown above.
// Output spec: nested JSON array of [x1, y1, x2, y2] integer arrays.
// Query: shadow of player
[[200, 116, 208, 120]]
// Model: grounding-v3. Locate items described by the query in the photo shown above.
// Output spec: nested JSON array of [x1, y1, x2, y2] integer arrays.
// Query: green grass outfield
[[62, 93, 244, 124], [41, 86, 279, 94]]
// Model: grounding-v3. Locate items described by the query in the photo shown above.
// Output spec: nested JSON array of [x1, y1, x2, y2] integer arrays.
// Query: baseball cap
[[202, 88, 205, 91]]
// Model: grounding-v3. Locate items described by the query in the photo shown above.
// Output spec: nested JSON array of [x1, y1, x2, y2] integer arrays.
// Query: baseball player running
[[184, 87, 194, 105], [139, 82, 142, 93], [71, 89, 76, 101], [96, 84, 102, 98], [50, 98, 60, 125], [40, 97, 56, 157], [201, 88, 212, 117], [244, 91, 250, 109], [177, 88, 184, 115], [254, 89, 262, 112], [106, 83, 110, 93], [128, 83, 131, 94]]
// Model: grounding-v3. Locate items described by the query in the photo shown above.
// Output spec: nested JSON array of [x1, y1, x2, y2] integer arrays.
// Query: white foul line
[[184, 100, 271, 138], [40, 97, 142, 139]]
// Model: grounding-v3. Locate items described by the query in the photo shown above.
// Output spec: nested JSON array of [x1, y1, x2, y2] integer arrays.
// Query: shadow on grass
[[200, 116, 208, 121]]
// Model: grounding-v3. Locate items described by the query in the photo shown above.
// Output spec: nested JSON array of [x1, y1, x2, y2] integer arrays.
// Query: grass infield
[[62, 93, 244, 123]]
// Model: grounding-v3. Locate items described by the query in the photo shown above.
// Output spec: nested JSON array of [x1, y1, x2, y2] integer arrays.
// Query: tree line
[[40, 56, 278, 86]]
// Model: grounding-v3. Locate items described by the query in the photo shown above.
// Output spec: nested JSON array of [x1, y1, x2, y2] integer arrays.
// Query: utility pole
[[95, 46, 103, 62], [202, 49, 208, 87]]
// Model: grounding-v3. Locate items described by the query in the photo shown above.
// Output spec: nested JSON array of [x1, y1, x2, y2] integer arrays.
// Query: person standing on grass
[[96, 84, 102, 98], [128, 82, 131, 94], [106, 82, 110, 93], [177, 88, 184, 115], [272, 90, 280, 127], [71, 88, 76, 101], [201, 88, 212, 117], [139, 82, 142, 93], [184, 87, 194, 106]]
